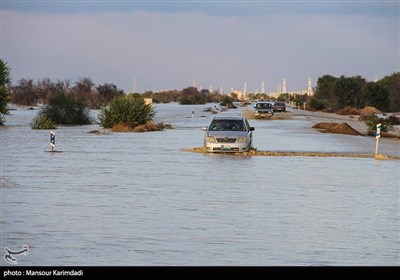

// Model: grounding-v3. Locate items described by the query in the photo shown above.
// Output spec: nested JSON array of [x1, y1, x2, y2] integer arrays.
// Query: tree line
[[9, 79, 228, 107], [7, 73, 400, 113], [10, 77, 125, 109], [141, 86, 227, 104], [310, 72, 400, 112]]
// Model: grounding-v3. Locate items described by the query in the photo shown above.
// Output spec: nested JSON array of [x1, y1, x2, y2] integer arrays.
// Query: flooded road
[[1, 103, 399, 265]]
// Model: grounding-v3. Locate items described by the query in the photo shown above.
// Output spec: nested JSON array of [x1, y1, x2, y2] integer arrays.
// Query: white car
[[202, 116, 255, 152]]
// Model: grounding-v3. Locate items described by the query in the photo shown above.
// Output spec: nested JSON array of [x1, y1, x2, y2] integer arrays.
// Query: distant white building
[[268, 78, 314, 99]]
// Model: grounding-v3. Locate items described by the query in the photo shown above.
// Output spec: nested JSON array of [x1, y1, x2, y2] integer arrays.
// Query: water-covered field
[[1, 103, 399, 265]]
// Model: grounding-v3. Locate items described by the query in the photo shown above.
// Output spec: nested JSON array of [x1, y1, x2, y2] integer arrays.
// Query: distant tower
[[192, 78, 197, 88], [243, 81, 247, 99], [307, 77, 313, 95], [209, 84, 213, 93], [220, 86, 223, 95], [230, 85, 234, 93], [261, 80, 265, 94], [282, 78, 287, 93], [132, 78, 137, 93]]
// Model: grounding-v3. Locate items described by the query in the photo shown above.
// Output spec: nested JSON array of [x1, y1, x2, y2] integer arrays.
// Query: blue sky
[[1, 0, 399, 93]]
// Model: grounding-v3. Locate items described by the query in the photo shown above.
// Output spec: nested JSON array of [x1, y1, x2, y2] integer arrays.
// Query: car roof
[[256, 101, 273, 104], [212, 116, 245, 121]]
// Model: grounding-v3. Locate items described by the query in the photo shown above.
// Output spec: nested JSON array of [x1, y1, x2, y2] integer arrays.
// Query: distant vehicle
[[254, 102, 274, 118], [202, 116, 255, 152], [273, 102, 286, 112]]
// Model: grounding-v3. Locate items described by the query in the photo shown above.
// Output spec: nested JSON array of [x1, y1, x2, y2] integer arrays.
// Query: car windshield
[[209, 119, 245, 131], [275, 102, 285, 106], [256, 103, 272, 109]]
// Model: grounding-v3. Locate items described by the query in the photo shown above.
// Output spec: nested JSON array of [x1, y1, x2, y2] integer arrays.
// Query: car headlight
[[238, 136, 247, 142], [205, 136, 216, 143]]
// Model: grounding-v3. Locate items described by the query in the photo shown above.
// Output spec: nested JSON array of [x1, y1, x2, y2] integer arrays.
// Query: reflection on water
[[1, 103, 399, 265]]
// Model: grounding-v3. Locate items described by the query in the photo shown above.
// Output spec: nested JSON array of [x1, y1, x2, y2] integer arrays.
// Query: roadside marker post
[[374, 123, 381, 157], [50, 131, 55, 152]]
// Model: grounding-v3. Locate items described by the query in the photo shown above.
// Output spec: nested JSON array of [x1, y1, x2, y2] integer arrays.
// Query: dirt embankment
[[312, 122, 362, 136]]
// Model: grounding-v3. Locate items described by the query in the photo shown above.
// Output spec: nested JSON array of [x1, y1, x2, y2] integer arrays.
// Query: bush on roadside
[[309, 97, 329, 111], [38, 93, 93, 125], [220, 96, 237, 109], [365, 114, 394, 132], [30, 115, 58, 129], [99, 93, 154, 129]]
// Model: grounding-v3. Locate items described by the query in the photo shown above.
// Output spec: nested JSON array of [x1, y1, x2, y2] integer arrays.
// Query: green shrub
[[98, 93, 154, 129], [309, 97, 329, 111], [220, 96, 237, 108], [365, 114, 394, 132], [40, 93, 92, 125], [30, 115, 58, 129], [31, 93, 93, 129]]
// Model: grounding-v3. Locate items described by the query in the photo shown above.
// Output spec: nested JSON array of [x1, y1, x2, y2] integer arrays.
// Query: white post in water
[[50, 131, 55, 152], [375, 123, 381, 156]]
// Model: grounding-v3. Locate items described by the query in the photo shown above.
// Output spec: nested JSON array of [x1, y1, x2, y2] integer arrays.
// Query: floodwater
[[1, 103, 399, 266]]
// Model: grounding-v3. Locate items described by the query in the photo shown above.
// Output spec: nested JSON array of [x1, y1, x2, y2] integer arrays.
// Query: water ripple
[[1, 104, 399, 266]]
